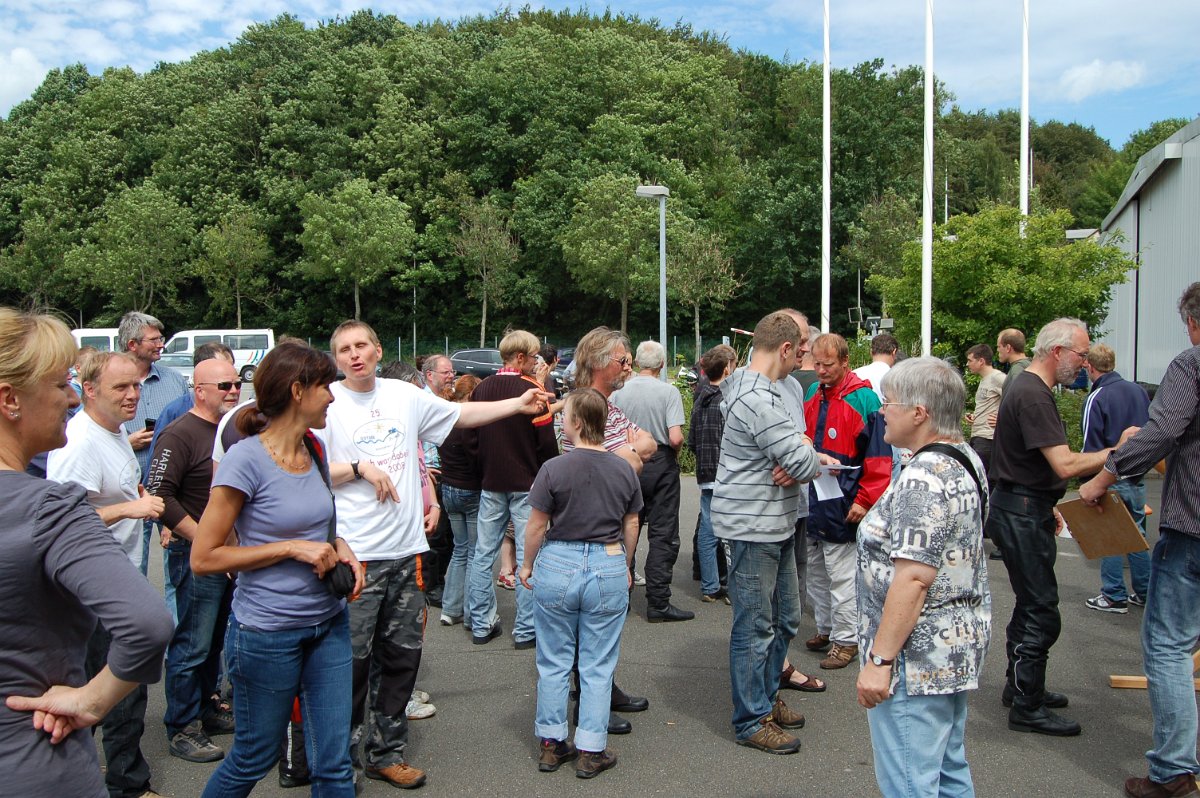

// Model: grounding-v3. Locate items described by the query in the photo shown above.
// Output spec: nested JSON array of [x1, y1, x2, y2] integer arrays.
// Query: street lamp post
[[635, 184, 669, 381]]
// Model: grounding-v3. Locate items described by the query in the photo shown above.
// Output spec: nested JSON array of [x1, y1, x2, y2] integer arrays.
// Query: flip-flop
[[779, 664, 827, 693]]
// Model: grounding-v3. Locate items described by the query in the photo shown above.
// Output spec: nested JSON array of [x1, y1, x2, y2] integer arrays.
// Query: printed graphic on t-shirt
[[354, 418, 410, 476]]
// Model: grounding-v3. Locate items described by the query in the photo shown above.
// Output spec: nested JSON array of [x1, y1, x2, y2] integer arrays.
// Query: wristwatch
[[351, 460, 363, 480], [868, 649, 895, 667]]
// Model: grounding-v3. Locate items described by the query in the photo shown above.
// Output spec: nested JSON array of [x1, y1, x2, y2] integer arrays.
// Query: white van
[[163, 329, 275, 382], [72, 328, 120, 352]]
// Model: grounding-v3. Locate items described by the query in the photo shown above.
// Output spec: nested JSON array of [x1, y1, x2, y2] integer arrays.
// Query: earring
[[9, 412, 18, 419]]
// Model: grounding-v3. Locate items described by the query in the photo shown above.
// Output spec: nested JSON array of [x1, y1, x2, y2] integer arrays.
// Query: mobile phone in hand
[[145, 418, 156, 431]]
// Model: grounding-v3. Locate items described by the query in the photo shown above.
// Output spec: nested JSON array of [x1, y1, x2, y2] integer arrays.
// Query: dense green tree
[[297, 178, 416, 320], [454, 195, 521, 346], [195, 206, 272, 328], [869, 205, 1134, 356], [669, 224, 740, 359]]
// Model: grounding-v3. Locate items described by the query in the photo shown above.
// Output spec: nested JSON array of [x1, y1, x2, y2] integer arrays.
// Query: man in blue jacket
[[1080, 344, 1151, 614]]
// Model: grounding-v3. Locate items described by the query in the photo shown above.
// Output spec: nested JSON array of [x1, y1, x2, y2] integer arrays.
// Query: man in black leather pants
[[986, 318, 1116, 737]]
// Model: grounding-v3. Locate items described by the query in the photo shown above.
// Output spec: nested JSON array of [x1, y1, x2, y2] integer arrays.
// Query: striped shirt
[[1106, 344, 1200, 538]]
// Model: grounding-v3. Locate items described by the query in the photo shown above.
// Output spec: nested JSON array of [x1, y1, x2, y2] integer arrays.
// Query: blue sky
[[2, 0, 1197, 149]]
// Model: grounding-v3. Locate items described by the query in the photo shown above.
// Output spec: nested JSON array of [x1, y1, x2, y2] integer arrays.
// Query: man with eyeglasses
[[118, 311, 190, 576], [987, 317, 1119, 737], [146, 357, 243, 765]]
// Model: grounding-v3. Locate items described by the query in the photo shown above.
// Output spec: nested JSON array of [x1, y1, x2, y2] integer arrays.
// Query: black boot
[[277, 720, 310, 788]]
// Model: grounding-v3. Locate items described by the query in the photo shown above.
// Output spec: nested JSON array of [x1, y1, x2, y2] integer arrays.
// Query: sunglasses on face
[[198, 380, 243, 391]]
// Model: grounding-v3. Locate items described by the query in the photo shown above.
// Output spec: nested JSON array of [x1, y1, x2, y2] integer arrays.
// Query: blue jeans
[[1100, 479, 1150, 601], [532, 541, 629, 753], [728, 536, 800, 740], [441, 484, 480, 620], [867, 655, 975, 797], [697, 489, 721, 596], [202, 610, 355, 798], [469, 490, 534, 642], [1141, 529, 1200, 784], [164, 539, 232, 735]]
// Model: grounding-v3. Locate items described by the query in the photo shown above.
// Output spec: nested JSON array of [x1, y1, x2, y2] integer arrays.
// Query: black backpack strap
[[919, 443, 988, 523], [302, 432, 338, 546]]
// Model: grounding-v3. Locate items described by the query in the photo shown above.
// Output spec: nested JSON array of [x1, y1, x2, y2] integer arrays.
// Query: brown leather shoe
[[771, 698, 805, 729], [805, 633, 831, 652], [537, 739, 578, 773], [576, 748, 617, 779], [1124, 773, 1200, 798], [365, 762, 428, 789], [736, 719, 801, 754], [819, 642, 858, 670]]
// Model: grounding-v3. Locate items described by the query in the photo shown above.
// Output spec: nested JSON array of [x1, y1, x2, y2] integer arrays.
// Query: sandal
[[496, 572, 516, 590], [779, 663, 826, 693]]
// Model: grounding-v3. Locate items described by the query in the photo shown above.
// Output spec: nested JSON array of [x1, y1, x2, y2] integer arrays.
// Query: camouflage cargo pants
[[349, 555, 427, 770]]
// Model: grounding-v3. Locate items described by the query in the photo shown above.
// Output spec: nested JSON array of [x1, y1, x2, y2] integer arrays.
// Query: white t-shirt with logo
[[47, 410, 143, 567], [314, 379, 459, 561]]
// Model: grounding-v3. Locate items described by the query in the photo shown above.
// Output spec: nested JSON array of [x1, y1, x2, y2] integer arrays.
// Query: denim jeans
[[164, 538, 232, 736], [728, 536, 800, 740], [697, 489, 721, 595], [469, 490, 534, 641], [441, 484, 480, 621], [202, 610, 354, 798], [867, 655, 975, 797], [1099, 479, 1150, 601], [532, 541, 629, 753], [1141, 529, 1200, 784]]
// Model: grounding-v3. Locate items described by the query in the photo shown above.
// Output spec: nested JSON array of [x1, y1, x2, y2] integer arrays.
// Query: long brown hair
[[235, 342, 337, 436]]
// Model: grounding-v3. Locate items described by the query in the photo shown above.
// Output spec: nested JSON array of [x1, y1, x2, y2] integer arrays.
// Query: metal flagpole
[[821, 0, 831, 333], [1020, 0, 1030, 222], [921, 0, 934, 357]]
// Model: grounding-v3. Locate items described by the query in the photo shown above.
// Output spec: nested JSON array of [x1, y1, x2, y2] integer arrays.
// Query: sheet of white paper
[[813, 471, 844, 502], [822, 464, 861, 472]]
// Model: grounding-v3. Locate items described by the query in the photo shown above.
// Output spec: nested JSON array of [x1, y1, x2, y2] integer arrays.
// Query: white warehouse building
[[1098, 116, 1200, 386]]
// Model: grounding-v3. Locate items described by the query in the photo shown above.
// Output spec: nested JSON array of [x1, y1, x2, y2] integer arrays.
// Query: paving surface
[[133, 475, 1176, 797]]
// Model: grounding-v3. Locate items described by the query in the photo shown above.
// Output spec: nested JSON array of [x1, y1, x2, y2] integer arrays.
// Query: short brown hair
[[452, 374, 481, 402], [811, 332, 849, 362], [79, 351, 138, 387], [565, 387, 608, 446], [700, 344, 737, 382], [870, 333, 899, 356], [752, 312, 801, 353], [966, 344, 993, 363], [1086, 343, 1116, 373], [330, 320, 380, 352], [998, 328, 1026, 353]]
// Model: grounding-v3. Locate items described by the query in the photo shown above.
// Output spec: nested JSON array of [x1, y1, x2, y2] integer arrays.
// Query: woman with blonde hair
[[0, 308, 173, 798]]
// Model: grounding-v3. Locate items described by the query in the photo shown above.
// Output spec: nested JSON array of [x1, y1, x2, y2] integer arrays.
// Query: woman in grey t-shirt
[[0, 310, 173, 798], [519, 388, 643, 780], [192, 342, 363, 798]]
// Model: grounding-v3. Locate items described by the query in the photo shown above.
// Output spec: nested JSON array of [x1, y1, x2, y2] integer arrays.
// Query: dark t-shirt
[[528, 448, 643, 543], [146, 411, 217, 531], [991, 370, 1068, 497]]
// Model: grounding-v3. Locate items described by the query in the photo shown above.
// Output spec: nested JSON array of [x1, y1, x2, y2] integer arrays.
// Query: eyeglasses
[[198, 380, 243, 391], [880, 401, 920, 411], [139, 335, 165, 345], [1058, 345, 1089, 359], [615, 356, 631, 368]]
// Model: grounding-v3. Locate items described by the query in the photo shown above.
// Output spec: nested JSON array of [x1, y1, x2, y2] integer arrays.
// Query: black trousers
[[424, 481, 454, 590], [985, 487, 1060, 710], [86, 621, 151, 798], [640, 448, 682, 609]]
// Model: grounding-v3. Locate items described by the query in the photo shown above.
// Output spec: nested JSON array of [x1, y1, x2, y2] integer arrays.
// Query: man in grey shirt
[[612, 340, 689, 622]]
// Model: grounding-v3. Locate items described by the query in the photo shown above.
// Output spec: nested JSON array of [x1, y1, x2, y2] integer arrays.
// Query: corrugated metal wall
[[1098, 127, 1200, 386]]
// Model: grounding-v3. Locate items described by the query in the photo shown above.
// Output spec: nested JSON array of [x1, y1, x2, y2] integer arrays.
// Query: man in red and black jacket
[[802, 333, 891, 670]]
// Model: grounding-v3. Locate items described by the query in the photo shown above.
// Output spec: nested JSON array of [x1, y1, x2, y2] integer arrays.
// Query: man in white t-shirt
[[318, 320, 549, 791], [851, 333, 898, 402], [46, 350, 165, 798]]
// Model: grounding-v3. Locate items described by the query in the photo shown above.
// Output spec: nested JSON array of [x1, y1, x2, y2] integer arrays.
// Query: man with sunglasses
[[147, 357, 243, 764], [987, 318, 1118, 737]]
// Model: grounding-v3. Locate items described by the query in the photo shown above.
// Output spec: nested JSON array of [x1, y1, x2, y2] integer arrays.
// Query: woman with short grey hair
[[855, 356, 991, 796]]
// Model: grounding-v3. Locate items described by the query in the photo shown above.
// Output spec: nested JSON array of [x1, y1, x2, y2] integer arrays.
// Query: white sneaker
[[405, 698, 436, 720], [411, 689, 431, 704], [633, 571, 646, 586]]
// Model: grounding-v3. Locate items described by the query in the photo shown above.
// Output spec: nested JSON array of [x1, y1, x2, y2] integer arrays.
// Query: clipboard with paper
[[1056, 492, 1149, 560]]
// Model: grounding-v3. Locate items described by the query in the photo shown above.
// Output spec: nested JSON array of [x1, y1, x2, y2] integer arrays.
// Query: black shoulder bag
[[302, 433, 357, 599], [918, 443, 989, 524]]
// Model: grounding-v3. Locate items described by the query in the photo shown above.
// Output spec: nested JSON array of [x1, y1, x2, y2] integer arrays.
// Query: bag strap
[[916, 442, 988, 523], [301, 432, 339, 546]]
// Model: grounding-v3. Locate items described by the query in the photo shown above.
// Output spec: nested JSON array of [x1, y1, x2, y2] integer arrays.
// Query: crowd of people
[[0, 282, 1198, 797]]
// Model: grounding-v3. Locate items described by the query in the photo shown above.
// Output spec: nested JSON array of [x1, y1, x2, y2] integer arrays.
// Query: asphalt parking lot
[[135, 474, 1178, 797]]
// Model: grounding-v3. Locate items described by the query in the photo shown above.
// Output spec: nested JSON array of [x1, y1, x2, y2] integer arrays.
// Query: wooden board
[[1057, 493, 1148, 560]]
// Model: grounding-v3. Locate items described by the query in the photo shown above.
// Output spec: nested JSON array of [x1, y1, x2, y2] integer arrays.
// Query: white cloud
[[0, 47, 48, 115], [1058, 59, 1147, 103]]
